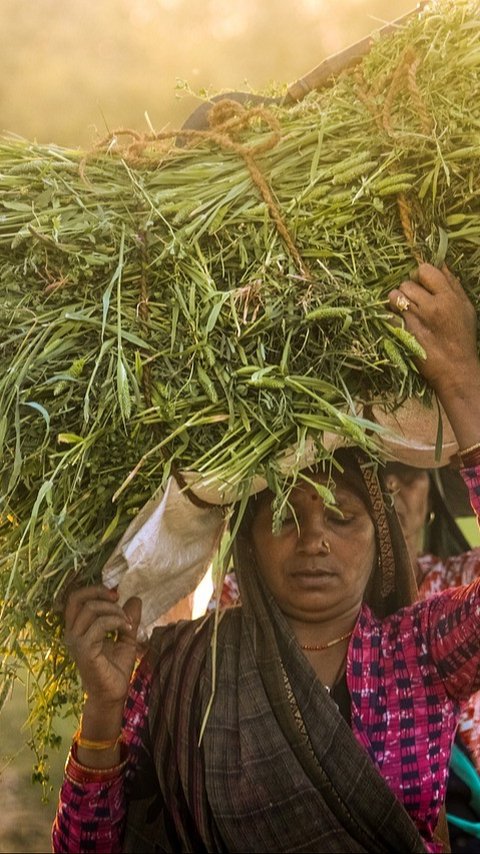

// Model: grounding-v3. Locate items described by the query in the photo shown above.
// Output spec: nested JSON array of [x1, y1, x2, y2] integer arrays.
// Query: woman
[[53, 263, 480, 853], [382, 463, 473, 570]]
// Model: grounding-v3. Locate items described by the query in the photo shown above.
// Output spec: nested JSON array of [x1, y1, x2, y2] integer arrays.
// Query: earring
[[427, 510, 436, 526], [321, 538, 331, 554]]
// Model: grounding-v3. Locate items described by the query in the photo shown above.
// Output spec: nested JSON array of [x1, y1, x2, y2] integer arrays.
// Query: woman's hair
[[232, 447, 418, 619]]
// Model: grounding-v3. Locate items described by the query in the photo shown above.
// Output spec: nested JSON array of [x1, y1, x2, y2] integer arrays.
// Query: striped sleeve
[[52, 655, 152, 853], [420, 578, 480, 701]]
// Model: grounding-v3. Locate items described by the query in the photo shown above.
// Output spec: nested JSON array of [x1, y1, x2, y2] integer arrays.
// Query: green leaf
[[57, 432, 84, 444], [22, 401, 50, 433], [434, 226, 449, 267]]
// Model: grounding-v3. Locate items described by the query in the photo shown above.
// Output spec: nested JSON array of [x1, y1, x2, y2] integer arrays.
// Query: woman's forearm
[[76, 697, 125, 768], [434, 359, 480, 453]]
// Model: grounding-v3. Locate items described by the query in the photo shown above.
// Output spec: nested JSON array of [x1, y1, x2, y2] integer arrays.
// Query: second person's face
[[251, 473, 376, 625], [384, 463, 430, 562]]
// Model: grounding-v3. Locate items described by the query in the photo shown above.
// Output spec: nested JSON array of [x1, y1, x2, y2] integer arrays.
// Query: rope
[[81, 100, 312, 504], [397, 192, 423, 264], [406, 56, 433, 135], [380, 48, 432, 263], [353, 54, 427, 264], [381, 47, 415, 137], [353, 66, 384, 131], [80, 99, 310, 281]]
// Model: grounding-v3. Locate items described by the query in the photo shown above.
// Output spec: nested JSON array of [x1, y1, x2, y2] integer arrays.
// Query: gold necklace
[[300, 629, 353, 652]]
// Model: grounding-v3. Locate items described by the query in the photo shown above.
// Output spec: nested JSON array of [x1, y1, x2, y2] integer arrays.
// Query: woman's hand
[[388, 262, 480, 450], [64, 584, 142, 709], [388, 262, 478, 395]]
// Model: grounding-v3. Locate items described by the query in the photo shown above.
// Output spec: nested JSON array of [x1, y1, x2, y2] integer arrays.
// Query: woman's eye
[[327, 511, 354, 526]]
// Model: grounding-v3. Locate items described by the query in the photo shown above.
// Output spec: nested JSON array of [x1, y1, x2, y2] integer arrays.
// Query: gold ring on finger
[[395, 294, 411, 312]]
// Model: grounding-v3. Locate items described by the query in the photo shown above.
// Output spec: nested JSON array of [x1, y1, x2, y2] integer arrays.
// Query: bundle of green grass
[[1, 0, 480, 773]]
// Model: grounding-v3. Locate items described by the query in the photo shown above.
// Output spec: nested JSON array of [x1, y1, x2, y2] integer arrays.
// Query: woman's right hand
[[64, 584, 142, 708]]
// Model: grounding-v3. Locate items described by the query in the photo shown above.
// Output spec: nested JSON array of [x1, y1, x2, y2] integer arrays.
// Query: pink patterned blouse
[[52, 464, 480, 854], [417, 545, 480, 774]]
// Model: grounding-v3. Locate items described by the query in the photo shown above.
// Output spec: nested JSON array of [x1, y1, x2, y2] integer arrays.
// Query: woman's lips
[[289, 568, 336, 588]]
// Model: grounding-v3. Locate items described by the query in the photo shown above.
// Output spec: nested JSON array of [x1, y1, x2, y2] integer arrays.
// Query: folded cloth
[[101, 475, 227, 639]]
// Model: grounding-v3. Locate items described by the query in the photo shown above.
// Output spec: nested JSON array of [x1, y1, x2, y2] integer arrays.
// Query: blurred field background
[[1, 0, 416, 147], [0, 0, 461, 851]]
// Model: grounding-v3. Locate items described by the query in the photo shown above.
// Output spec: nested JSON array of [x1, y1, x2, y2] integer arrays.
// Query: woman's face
[[251, 473, 376, 623], [383, 463, 430, 562]]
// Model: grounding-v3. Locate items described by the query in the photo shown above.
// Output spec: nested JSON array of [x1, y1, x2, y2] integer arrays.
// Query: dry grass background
[[0, 1, 436, 851]]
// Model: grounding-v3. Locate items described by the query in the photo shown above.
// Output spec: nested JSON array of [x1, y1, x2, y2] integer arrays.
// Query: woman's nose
[[297, 515, 331, 554]]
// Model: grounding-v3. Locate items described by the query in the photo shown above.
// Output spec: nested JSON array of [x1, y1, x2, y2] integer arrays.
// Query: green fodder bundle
[[1, 0, 480, 764]]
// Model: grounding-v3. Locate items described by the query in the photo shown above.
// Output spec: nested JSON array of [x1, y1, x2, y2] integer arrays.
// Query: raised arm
[[388, 263, 480, 453], [63, 584, 142, 768]]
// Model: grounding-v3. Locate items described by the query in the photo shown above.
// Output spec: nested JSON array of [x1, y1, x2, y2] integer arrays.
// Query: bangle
[[66, 741, 128, 784], [459, 441, 480, 458], [74, 728, 122, 751]]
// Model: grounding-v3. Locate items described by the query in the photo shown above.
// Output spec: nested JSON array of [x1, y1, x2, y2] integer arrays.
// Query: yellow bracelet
[[459, 441, 480, 458], [74, 729, 121, 751]]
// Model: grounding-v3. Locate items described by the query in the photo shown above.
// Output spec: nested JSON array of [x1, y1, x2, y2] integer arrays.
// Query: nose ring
[[321, 538, 331, 554]]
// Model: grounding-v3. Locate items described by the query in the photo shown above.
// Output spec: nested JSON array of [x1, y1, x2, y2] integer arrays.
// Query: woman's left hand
[[388, 262, 479, 399]]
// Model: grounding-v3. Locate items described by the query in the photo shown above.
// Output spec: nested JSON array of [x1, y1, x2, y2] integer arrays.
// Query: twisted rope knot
[[205, 98, 282, 157], [80, 99, 308, 280]]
